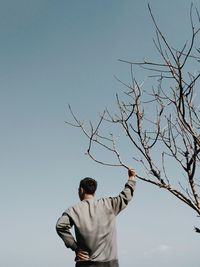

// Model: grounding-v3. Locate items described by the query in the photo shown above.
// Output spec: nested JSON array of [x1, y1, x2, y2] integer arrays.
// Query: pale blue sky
[[1, 1, 200, 267]]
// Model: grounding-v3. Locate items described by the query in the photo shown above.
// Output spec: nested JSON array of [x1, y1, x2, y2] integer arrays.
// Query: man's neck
[[83, 194, 94, 200]]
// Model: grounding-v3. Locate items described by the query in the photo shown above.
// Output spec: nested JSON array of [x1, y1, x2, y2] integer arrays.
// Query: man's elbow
[[55, 219, 64, 235]]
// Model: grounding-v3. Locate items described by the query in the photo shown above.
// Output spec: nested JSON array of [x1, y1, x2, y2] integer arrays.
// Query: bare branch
[[66, 5, 200, 222]]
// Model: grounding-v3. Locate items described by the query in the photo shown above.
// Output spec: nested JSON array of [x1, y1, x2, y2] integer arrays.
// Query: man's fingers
[[128, 168, 136, 177], [76, 250, 90, 260], [79, 251, 89, 256], [78, 255, 89, 260]]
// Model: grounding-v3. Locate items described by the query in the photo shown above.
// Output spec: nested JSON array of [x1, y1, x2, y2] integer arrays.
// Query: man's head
[[78, 177, 97, 200]]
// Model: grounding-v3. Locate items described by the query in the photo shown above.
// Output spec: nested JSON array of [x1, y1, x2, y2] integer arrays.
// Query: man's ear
[[79, 187, 85, 200], [80, 187, 85, 195]]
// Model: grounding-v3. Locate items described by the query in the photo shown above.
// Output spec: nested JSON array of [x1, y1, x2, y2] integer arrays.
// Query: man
[[56, 168, 137, 267]]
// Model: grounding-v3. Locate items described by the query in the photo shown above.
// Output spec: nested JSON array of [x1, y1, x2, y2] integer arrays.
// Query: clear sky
[[1, 1, 200, 267]]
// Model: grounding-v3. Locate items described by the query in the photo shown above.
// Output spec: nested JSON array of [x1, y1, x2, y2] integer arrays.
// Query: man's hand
[[128, 168, 137, 181], [75, 249, 90, 261]]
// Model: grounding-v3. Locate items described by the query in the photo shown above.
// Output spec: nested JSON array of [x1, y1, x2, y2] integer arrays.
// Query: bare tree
[[66, 4, 200, 231]]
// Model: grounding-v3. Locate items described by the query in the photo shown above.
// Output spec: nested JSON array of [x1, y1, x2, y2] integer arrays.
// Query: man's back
[[67, 197, 117, 261]]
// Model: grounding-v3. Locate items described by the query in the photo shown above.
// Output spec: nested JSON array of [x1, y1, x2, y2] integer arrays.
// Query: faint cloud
[[144, 244, 172, 257], [159, 244, 171, 252]]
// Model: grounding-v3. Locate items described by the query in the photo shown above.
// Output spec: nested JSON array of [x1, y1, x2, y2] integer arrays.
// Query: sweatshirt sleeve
[[109, 180, 136, 215], [56, 212, 78, 251]]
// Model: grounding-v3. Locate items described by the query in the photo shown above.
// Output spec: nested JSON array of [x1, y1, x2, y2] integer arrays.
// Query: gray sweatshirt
[[56, 180, 136, 262]]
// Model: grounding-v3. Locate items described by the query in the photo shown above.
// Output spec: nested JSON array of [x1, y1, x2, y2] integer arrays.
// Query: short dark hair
[[79, 177, 97, 194]]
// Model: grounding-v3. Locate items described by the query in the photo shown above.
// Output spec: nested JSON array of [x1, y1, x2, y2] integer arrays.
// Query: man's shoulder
[[62, 201, 81, 215], [69, 200, 84, 209]]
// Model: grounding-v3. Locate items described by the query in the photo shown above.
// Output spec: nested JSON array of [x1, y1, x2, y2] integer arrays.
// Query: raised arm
[[110, 168, 137, 215]]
